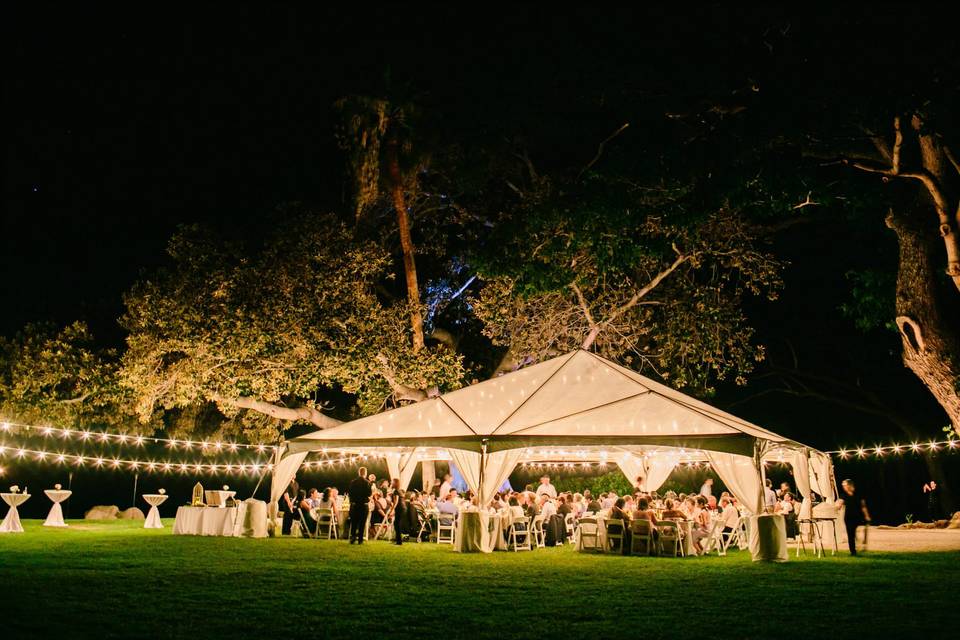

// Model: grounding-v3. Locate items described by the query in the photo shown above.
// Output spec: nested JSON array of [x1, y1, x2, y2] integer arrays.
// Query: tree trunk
[[385, 136, 425, 352], [886, 208, 960, 429]]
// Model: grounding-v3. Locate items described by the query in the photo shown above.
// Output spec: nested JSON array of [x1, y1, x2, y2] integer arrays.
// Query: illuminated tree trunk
[[886, 208, 960, 432], [386, 136, 425, 352]]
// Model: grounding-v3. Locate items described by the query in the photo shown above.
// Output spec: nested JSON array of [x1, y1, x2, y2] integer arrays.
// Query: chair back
[[659, 520, 679, 538], [605, 518, 624, 535], [631, 519, 653, 536]]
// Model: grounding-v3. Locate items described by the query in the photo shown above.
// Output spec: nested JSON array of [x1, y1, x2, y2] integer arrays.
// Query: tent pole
[[479, 439, 488, 506], [754, 440, 766, 514]]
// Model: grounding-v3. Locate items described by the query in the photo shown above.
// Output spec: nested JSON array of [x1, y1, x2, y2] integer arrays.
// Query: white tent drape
[[704, 451, 763, 514], [447, 449, 482, 494], [480, 450, 523, 505], [789, 450, 812, 500], [386, 448, 421, 490], [644, 457, 677, 493], [808, 451, 836, 500], [616, 454, 646, 489], [270, 450, 308, 509]]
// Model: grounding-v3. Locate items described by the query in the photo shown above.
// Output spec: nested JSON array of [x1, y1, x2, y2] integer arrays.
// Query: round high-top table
[[142, 494, 168, 529], [43, 489, 72, 527], [1, 493, 31, 533]]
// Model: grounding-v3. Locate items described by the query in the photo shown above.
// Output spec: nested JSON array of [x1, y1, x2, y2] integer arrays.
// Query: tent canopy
[[272, 350, 834, 513]]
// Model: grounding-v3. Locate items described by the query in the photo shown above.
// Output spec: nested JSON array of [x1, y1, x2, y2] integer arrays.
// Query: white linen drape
[[480, 450, 523, 505], [789, 450, 812, 501], [808, 451, 836, 501], [616, 454, 645, 489], [704, 451, 763, 514], [386, 448, 421, 490], [270, 451, 308, 512], [643, 457, 676, 493], [447, 449, 482, 495]]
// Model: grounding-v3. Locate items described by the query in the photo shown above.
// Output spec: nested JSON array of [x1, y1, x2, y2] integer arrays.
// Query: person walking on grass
[[390, 478, 406, 545], [839, 479, 871, 556], [348, 466, 372, 544]]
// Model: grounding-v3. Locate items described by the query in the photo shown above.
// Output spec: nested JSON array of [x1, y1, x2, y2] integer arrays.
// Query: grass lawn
[[1, 519, 957, 639]]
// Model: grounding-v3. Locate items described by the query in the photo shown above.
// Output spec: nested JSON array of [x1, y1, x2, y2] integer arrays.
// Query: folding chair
[[630, 519, 654, 556], [415, 506, 432, 543], [577, 518, 601, 552], [437, 512, 456, 545], [658, 520, 684, 557], [509, 516, 532, 551], [701, 518, 725, 556], [731, 516, 749, 550], [315, 508, 337, 539], [531, 515, 546, 548], [605, 518, 624, 554], [564, 514, 575, 540]]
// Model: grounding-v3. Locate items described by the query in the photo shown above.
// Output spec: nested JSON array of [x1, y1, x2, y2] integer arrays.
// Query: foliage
[[839, 270, 898, 332], [0, 322, 139, 430], [551, 470, 634, 496], [119, 211, 464, 441], [470, 173, 783, 393]]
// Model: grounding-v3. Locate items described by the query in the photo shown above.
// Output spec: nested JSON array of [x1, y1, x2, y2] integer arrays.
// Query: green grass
[[1, 519, 956, 639]]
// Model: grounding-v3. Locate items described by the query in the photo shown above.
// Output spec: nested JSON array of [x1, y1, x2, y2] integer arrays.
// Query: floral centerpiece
[[54, 483, 62, 490], [158, 488, 166, 495], [9, 485, 20, 494]]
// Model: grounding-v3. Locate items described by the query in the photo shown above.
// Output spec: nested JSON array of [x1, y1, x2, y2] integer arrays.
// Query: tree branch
[[210, 394, 341, 429], [577, 123, 630, 181], [375, 353, 428, 403]]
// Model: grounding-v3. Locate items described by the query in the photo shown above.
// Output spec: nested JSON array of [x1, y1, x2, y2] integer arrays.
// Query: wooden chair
[[531, 514, 546, 548], [564, 513, 575, 540]]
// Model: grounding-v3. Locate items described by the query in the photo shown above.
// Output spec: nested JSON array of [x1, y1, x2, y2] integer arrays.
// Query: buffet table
[[173, 505, 242, 536]]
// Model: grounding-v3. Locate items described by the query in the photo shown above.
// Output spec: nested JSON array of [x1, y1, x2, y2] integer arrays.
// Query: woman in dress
[[390, 478, 406, 545], [690, 495, 711, 554]]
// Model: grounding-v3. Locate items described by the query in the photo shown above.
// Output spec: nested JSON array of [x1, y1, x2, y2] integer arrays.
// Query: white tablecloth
[[455, 511, 489, 553], [238, 499, 268, 538], [173, 506, 241, 536], [43, 490, 72, 527], [142, 494, 168, 529], [749, 514, 788, 562], [1, 493, 31, 533], [204, 490, 236, 507]]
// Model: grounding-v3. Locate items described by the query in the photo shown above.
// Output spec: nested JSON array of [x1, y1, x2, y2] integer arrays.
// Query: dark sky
[[3, 6, 955, 449]]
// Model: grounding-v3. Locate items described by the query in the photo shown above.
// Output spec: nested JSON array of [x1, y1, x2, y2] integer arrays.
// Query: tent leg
[[422, 460, 436, 492]]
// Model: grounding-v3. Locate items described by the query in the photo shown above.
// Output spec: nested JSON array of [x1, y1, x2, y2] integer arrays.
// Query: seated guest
[[370, 490, 387, 527], [690, 496, 711, 553], [661, 498, 686, 520], [719, 497, 740, 541], [681, 496, 697, 519], [438, 490, 459, 517], [609, 498, 632, 555], [508, 495, 525, 521], [601, 491, 617, 510], [707, 495, 718, 511], [524, 493, 541, 519], [557, 495, 573, 517], [634, 498, 659, 526], [586, 493, 602, 513], [541, 495, 557, 520], [779, 492, 799, 537], [623, 495, 636, 514], [300, 488, 320, 534]]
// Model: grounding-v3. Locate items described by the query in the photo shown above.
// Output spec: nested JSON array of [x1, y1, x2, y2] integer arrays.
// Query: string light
[[0, 443, 274, 475], [827, 439, 959, 458], [0, 419, 277, 451]]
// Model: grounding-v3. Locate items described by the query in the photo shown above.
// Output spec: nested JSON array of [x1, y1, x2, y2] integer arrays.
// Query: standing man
[[438, 473, 453, 502], [280, 475, 299, 536], [536, 475, 557, 498], [763, 478, 777, 513], [839, 479, 871, 556], [348, 466, 372, 545], [699, 477, 714, 498]]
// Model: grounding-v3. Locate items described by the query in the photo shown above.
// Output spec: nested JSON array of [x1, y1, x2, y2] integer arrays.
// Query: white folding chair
[[564, 513, 575, 540], [315, 508, 337, 539], [701, 518, 725, 556], [577, 518, 601, 552], [509, 516, 532, 551], [630, 519, 654, 556], [531, 515, 546, 548], [605, 518, 624, 554], [658, 520, 683, 557], [437, 512, 456, 545]]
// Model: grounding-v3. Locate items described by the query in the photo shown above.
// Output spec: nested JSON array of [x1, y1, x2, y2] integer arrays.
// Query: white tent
[[271, 350, 835, 514]]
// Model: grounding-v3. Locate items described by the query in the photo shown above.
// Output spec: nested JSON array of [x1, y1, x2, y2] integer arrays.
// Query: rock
[[948, 512, 960, 529], [84, 505, 120, 520], [119, 507, 145, 520]]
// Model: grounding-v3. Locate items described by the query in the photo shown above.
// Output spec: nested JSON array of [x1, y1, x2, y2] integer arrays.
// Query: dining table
[[43, 489, 72, 527], [1, 492, 31, 533]]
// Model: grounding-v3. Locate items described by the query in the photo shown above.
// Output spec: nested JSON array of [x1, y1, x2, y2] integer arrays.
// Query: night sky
[[4, 7, 957, 513]]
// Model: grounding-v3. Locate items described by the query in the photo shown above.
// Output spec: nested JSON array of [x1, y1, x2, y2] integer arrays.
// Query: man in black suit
[[347, 466, 372, 544]]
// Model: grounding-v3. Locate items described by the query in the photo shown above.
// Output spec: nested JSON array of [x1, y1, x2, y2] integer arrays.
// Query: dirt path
[[865, 527, 960, 552]]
